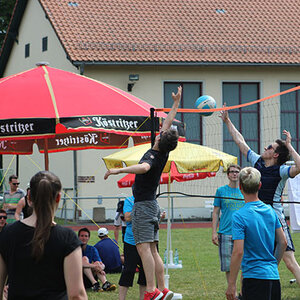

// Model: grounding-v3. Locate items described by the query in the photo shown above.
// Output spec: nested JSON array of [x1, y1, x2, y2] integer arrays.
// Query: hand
[[104, 168, 120, 180], [212, 233, 219, 246], [219, 103, 229, 122], [225, 283, 236, 300], [172, 86, 182, 103], [283, 130, 292, 147]]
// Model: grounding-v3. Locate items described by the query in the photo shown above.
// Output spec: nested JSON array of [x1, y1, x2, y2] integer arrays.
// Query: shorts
[[278, 216, 295, 252], [242, 278, 281, 300], [218, 233, 233, 272], [114, 212, 126, 227], [132, 200, 160, 244], [119, 242, 146, 287]]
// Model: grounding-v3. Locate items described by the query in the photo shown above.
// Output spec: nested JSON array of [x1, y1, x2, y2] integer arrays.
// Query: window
[[280, 83, 300, 153], [223, 82, 260, 166], [25, 43, 30, 58], [42, 37, 48, 52], [164, 82, 203, 144]]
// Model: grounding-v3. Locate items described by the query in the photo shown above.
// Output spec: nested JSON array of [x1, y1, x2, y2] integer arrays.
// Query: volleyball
[[194, 95, 216, 116]]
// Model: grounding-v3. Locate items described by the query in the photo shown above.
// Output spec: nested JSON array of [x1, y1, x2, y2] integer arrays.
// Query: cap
[[98, 227, 109, 237]]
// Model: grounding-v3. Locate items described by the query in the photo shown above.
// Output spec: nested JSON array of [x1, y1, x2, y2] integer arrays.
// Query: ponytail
[[30, 171, 61, 261]]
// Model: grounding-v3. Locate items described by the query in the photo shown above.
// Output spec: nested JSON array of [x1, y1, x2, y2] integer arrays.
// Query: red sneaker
[[161, 288, 174, 300], [144, 288, 163, 300]]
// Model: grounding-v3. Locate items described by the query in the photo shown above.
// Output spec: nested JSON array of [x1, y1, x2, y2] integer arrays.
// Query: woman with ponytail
[[0, 171, 87, 300]]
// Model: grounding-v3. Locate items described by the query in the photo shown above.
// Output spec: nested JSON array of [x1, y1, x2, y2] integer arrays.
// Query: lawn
[[85, 227, 300, 300]]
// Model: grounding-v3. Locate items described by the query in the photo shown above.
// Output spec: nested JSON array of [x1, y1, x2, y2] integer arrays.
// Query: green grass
[[85, 228, 300, 300]]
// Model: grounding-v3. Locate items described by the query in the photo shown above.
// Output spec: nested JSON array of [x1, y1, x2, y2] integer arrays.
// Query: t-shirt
[[232, 201, 281, 280], [82, 244, 102, 263], [123, 196, 135, 245], [247, 149, 291, 218], [213, 185, 244, 235], [0, 221, 81, 300], [3, 189, 25, 223], [133, 149, 169, 202], [94, 238, 122, 272]]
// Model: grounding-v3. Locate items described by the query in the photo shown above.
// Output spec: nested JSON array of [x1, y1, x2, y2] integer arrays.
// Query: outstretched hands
[[283, 130, 292, 147], [171, 86, 182, 103], [104, 168, 120, 180], [219, 103, 229, 122]]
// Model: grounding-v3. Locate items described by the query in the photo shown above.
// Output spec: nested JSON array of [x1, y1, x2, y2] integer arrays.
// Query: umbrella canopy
[[0, 65, 185, 141], [117, 161, 216, 188], [103, 141, 237, 174]]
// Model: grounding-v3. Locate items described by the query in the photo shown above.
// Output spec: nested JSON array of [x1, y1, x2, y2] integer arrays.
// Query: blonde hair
[[239, 167, 261, 194]]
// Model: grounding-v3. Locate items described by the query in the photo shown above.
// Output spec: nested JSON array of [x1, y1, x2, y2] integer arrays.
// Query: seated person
[[78, 227, 116, 292], [94, 227, 123, 273]]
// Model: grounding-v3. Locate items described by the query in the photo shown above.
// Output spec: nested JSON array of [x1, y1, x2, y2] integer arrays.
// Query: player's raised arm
[[160, 86, 182, 132], [220, 104, 250, 158], [104, 163, 150, 180], [284, 130, 300, 177]]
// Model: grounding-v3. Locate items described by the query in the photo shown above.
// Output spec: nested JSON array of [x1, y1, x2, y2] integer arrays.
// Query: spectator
[[114, 200, 127, 243], [119, 195, 146, 300], [0, 209, 7, 233], [94, 227, 123, 273], [0, 171, 87, 300], [3, 175, 25, 223], [15, 186, 33, 220], [78, 227, 117, 292]]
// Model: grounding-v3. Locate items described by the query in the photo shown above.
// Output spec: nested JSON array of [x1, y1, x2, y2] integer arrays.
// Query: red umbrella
[[0, 64, 185, 168], [117, 161, 216, 188]]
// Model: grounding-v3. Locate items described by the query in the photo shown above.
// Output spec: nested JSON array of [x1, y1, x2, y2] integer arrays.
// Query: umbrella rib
[[42, 66, 60, 124]]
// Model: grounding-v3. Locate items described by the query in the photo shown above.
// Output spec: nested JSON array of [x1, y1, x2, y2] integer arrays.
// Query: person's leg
[[136, 242, 156, 292], [114, 225, 120, 243], [283, 251, 300, 285], [271, 280, 281, 300], [119, 286, 129, 300], [150, 242, 165, 291], [139, 285, 147, 300], [242, 278, 271, 300], [83, 268, 97, 285]]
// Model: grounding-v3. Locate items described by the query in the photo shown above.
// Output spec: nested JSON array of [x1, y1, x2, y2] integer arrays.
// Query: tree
[[0, 0, 17, 50]]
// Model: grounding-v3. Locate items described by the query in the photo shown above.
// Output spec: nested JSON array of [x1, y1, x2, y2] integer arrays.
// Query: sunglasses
[[0, 216, 7, 220], [12, 182, 20, 186], [229, 170, 239, 174], [266, 145, 273, 150]]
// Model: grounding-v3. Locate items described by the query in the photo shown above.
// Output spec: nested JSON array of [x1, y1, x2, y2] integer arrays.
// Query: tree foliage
[[0, 0, 17, 49]]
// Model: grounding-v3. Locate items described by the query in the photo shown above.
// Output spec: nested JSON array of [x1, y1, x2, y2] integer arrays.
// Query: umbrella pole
[[44, 138, 49, 171]]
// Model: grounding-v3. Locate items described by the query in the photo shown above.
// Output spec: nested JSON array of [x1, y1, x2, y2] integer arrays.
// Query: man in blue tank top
[[226, 167, 287, 300], [221, 107, 300, 285]]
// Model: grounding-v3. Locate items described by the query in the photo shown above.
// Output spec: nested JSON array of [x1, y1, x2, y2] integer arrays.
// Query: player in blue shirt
[[212, 164, 244, 297], [226, 167, 287, 300], [221, 107, 300, 285]]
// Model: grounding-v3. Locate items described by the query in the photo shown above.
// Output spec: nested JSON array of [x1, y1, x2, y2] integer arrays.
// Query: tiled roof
[[39, 0, 300, 64]]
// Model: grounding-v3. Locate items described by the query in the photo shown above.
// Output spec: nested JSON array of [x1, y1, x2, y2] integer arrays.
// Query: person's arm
[[220, 104, 250, 157], [160, 86, 182, 132], [226, 240, 244, 300], [14, 198, 25, 221], [0, 254, 7, 298], [274, 227, 287, 264], [124, 211, 131, 222], [104, 162, 150, 180], [212, 206, 220, 246], [283, 130, 300, 177]]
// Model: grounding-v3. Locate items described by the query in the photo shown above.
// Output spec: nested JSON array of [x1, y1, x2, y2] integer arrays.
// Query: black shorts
[[119, 242, 146, 287], [242, 278, 281, 300]]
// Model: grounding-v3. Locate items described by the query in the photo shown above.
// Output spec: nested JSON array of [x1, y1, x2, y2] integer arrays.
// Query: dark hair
[[0, 209, 7, 215], [158, 129, 179, 153], [9, 174, 18, 182], [78, 227, 90, 237], [226, 164, 241, 175], [275, 139, 290, 165], [30, 171, 62, 261]]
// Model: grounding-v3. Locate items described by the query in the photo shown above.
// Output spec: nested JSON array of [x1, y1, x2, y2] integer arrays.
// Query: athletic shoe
[[144, 288, 163, 300], [161, 288, 174, 300], [102, 281, 117, 291], [91, 282, 101, 292]]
